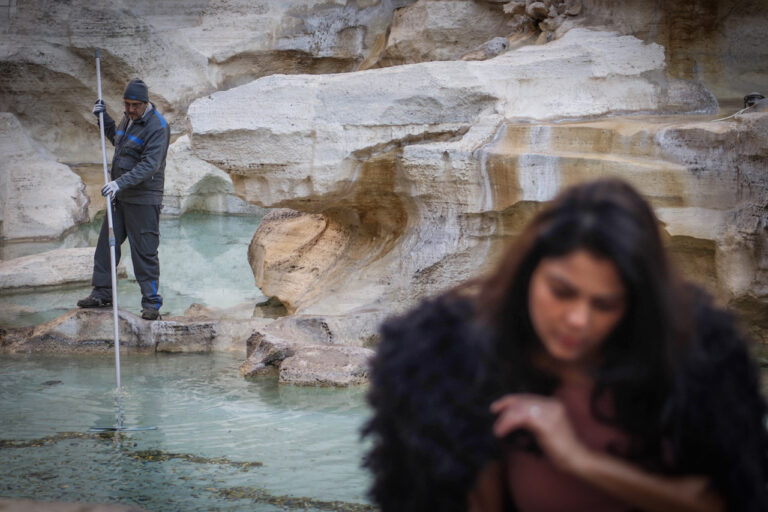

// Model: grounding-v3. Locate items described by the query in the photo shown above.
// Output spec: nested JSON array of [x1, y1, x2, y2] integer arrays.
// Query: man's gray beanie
[[123, 79, 149, 102]]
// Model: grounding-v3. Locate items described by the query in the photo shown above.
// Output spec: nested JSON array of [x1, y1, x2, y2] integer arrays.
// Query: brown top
[[505, 379, 633, 512]]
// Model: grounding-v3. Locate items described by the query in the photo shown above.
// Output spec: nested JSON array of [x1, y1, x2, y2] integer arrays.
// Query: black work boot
[[77, 292, 112, 308], [141, 308, 161, 321]]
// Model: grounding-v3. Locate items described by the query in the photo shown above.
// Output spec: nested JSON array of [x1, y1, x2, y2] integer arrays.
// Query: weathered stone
[[178, 302, 278, 353], [239, 328, 374, 385], [189, 29, 717, 316], [460, 36, 511, 61], [0, 309, 217, 353], [0, 0, 412, 164], [0, 114, 88, 241], [573, 0, 768, 104], [526, 1, 549, 20], [238, 309, 383, 383], [240, 332, 297, 377], [279, 345, 374, 386], [153, 321, 216, 353], [564, 0, 582, 16], [368, 0, 511, 67], [163, 136, 265, 216], [503, 2, 527, 16], [0, 247, 126, 290]]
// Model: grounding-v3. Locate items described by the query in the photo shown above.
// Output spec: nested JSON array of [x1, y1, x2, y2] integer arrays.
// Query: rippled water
[[0, 352, 373, 511], [0, 212, 268, 327]]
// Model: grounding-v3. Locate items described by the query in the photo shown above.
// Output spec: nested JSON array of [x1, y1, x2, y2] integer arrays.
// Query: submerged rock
[[279, 346, 372, 386], [239, 331, 374, 387]]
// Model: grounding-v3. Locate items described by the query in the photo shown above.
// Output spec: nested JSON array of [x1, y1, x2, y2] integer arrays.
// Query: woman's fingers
[[491, 395, 550, 437], [491, 393, 589, 471], [490, 393, 543, 413]]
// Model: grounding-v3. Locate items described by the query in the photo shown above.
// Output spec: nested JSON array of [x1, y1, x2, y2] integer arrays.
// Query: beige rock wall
[[574, 0, 768, 105], [188, 27, 767, 343]]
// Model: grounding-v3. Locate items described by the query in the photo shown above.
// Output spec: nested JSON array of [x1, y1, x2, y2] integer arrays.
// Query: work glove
[[101, 181, 120, 198], [92, 99, 106, 118]]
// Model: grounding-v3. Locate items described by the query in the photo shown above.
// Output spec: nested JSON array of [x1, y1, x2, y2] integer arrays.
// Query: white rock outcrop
[[0, 247, 126, 290], [0, 0, 413, 163], [0, 114, 88, 241], [163, 135, 265, 216], [189, 29, 715, 207]]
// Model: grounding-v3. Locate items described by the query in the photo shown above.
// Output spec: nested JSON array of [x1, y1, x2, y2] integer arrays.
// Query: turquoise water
[[0, 352, 373, 511], [0, 212, 268, 327]]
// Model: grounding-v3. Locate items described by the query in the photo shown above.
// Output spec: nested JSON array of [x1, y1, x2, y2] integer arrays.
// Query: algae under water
[[0, 351, 373, 511]]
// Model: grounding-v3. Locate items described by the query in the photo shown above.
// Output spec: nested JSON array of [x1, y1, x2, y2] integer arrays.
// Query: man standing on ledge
[[77, 78, 170, 320]]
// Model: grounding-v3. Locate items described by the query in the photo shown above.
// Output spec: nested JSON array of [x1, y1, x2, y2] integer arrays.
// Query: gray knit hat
[[123, 79, 149, 102]]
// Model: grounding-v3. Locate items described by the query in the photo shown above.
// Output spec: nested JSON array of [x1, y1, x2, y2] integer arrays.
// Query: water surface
[[0, 352, 372, 511], [0, 212, 268, 327]]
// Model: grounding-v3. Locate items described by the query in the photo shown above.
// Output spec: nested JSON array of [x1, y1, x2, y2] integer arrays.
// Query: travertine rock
[[163, 135, 265, 216], [466, 113, 768, 339], [460, 36, 511, 61], [573, 0, 768, 104], [179, 0, 415, 87], [0, 114, 88, 241], [368, 0, 511, 67], [279, 345, 373, 386], [0, 0, 412, 163], [239, 326, 375, 386], [189, 29, 718, 314], [0, 247, 126, 289], [0, 309, 216, 353]]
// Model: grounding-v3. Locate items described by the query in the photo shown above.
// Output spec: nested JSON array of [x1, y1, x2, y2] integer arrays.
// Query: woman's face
[[528, 249, 627, 368]]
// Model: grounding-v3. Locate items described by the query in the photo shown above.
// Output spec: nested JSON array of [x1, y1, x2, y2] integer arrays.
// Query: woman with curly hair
[[363, 178, 767, 511]]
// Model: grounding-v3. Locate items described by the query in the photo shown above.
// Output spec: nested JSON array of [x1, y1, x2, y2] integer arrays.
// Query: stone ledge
[[0, 309, 215, 354]]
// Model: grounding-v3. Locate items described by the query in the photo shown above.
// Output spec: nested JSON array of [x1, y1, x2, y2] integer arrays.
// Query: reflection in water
[[0, 212, 268, 326], [0, 352, 372, 511]]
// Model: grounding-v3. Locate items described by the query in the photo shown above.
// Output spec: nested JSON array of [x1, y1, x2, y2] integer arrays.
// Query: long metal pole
[[95, 50, 122, 396]]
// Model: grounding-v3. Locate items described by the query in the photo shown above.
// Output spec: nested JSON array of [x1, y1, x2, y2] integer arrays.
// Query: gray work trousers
[[91, 200, 162, 311]]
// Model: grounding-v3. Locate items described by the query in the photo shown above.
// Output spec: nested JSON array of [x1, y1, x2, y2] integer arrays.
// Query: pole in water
[[90, 49, 156, 433]]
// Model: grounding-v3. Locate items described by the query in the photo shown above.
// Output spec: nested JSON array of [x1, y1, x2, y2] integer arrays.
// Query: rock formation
[[0, 0, 415, 164], [0, 114, 88, 241], [188, 26, 766, 344], [0, 308, 218, 354], [0, 248, 126, 290], [187, 28, 714, 305], [163, 135, 266, 216]]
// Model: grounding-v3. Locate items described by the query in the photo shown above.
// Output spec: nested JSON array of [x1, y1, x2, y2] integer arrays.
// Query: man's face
[[124, 99, 148, 120]]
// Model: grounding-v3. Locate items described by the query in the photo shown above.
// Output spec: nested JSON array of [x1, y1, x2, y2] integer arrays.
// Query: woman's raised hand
[[490, 394, 592, 474]]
